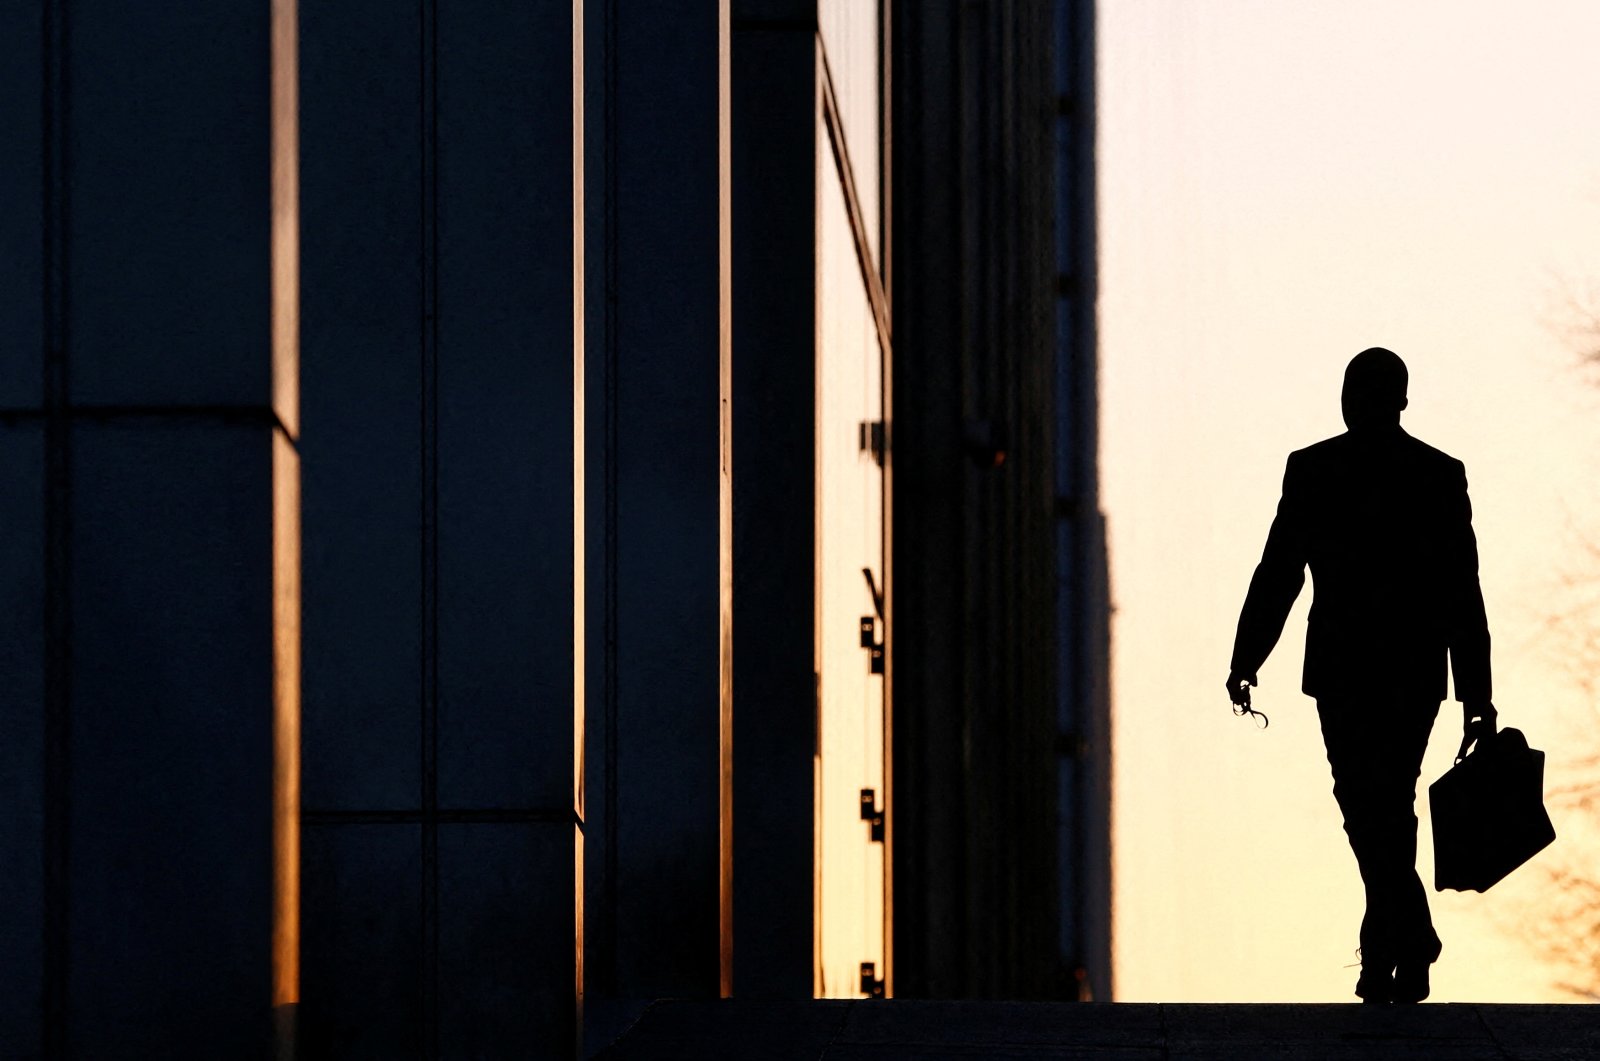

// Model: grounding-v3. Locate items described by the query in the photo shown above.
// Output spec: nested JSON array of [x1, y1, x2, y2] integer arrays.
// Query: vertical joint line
[[41, 0, 71, 1054], [419, 0, 442, 1051], [600, 0, 621, 999]]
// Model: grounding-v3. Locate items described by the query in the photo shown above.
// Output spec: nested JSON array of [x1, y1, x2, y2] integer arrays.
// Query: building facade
[[0, 2, 1103, 1056], [889, 0, 1109, 1001]]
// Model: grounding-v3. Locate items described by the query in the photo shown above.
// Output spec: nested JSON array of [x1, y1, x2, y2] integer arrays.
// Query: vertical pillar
[[728, 0, 819, 998], [1052, 0, 1112, 1002], [586, 0, 733, 1003], [297, 2, 583, 1056], [891, 0, 1065, 999], [1, 2, 298, 1054]]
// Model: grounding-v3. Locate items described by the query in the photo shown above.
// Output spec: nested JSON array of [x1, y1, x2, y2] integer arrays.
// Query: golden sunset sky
[[1100, 0, 1600, 1002]]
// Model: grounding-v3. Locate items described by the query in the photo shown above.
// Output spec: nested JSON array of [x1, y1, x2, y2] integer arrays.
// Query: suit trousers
[[1316, 696, 1443, 967]]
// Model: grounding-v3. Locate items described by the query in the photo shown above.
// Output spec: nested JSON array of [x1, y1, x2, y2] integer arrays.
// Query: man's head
[[1342, 347, 1408, 430]]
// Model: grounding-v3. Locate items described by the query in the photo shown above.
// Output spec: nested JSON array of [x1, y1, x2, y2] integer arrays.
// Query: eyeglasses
[[1232, 702, 1270, 729]]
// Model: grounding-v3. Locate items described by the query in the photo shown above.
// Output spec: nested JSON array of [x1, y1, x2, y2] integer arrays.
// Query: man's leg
[[1317, 697, 1442, 987]]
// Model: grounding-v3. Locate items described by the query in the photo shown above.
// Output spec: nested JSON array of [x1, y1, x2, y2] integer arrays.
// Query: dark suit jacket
[[1230, 427, 1491, 704]]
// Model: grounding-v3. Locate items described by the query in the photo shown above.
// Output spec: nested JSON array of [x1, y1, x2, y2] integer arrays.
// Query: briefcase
[[1429, 727, 1555, 892]]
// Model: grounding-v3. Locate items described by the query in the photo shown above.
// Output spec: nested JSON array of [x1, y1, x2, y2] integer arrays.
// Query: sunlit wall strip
[[573, 0, 587, 1029], [875, 0, 893, 999], [718, 0, 735, 1000], [818, 47, 892, 355], [816, 27, 892, 999], [270, 0, 302, 1032]]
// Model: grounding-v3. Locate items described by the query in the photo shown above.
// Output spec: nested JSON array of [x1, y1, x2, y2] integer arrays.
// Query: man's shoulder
[[1287, 434, 1348, 468], [1391, 433, 1469, 486], [1289, 431, 1465, 475], [1400, 433, 1465, 471]]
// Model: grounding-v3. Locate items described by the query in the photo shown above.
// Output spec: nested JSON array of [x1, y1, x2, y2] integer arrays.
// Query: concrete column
[[585, 0, 733, 1003], [297, 2, 582, 1056], [0, 2, 299, 1055]]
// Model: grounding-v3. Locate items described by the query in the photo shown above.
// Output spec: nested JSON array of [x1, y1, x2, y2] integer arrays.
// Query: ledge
[[590, 999, 1597, 1060]]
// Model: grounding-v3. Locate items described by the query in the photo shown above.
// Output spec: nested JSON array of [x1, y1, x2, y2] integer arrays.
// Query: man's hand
[[1463, 699, 1496, 728], [1226, 670, 1257, 710], [1457, 700, 1497, 762]]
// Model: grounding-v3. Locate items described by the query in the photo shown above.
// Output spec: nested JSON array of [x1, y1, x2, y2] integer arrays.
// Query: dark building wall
[[890, 0, 1107, 1000], [729, 0, 820, 1000], [3, 5, 1108, 1051], [297, 3, 580, 1056], [583, 0, 733, 1004], [3, 2, 586, 1058], [1, 3, 292, 1054], [1052, 0, 1113, 1002], [587, 0, 900, 1007]]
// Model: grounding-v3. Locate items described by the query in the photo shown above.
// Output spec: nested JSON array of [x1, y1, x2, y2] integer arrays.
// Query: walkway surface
[[589, 999, 1597, 1060]]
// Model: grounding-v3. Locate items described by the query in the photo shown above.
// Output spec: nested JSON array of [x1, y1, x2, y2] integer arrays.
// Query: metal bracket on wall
[[862, 567, 884, 619], [860, 567, 885, 675], [858, 419, 886, 466], [859, 788, 885, 843], [859, 961, 886, 998], [858, 616, 885, 675]]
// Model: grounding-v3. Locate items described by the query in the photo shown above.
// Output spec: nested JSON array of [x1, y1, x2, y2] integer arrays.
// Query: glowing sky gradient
[[1100, 0, 1600, 1002]]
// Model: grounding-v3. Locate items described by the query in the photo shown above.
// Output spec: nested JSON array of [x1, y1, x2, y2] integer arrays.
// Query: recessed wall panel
[[67, 422, 274, 1053], [728, 20, 819, 998], [0, 3, 42, 409], [439, 823, 574, 1058], [299, 0, 424, 812], [301, 823, 424, 1055], [0, 426, 44, 1053], [66, 8, 272, 406], [435, 2, 574, 810], [604, 0, 727, 1000]]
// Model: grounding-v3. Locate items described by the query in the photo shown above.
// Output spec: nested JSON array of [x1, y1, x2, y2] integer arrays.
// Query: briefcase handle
[[1455, 704, 1499, 765]]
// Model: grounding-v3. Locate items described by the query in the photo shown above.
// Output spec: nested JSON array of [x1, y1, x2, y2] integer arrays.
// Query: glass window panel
[[814, 103, 887, 997], [819, 0, 882, 264]]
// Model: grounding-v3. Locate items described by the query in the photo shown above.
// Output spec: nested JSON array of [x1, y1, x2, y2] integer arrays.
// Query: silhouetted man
[[1226, 348, 1496, 1004]]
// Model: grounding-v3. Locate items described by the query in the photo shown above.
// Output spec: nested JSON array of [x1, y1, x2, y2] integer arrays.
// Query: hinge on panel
[[858, 420, 886, 466], [859, 788, 884, 843], [859, 961, 885, 998], [858, 616, 885, 675]]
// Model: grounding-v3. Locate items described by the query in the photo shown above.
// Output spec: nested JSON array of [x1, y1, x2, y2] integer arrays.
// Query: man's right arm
[[1444, 457, 1492, 710], [1229, 454, 1308, 696]]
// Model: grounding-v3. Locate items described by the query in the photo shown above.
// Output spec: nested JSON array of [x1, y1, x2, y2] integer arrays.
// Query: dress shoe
[[1354, 964, 1394, 1004], [1392, 962, 1429, 1003]]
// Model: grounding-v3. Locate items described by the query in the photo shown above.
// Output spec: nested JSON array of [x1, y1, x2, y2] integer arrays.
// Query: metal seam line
[[41, 0, 72, 1053], [303, 808, 582, 826], [0, 407, 303, 454], [817, 41, 893, 359], [418, 0, 442, 1050]]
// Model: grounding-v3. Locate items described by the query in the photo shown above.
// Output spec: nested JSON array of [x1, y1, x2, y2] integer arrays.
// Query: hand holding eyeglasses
[[1226, 669, 1268, 728]]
